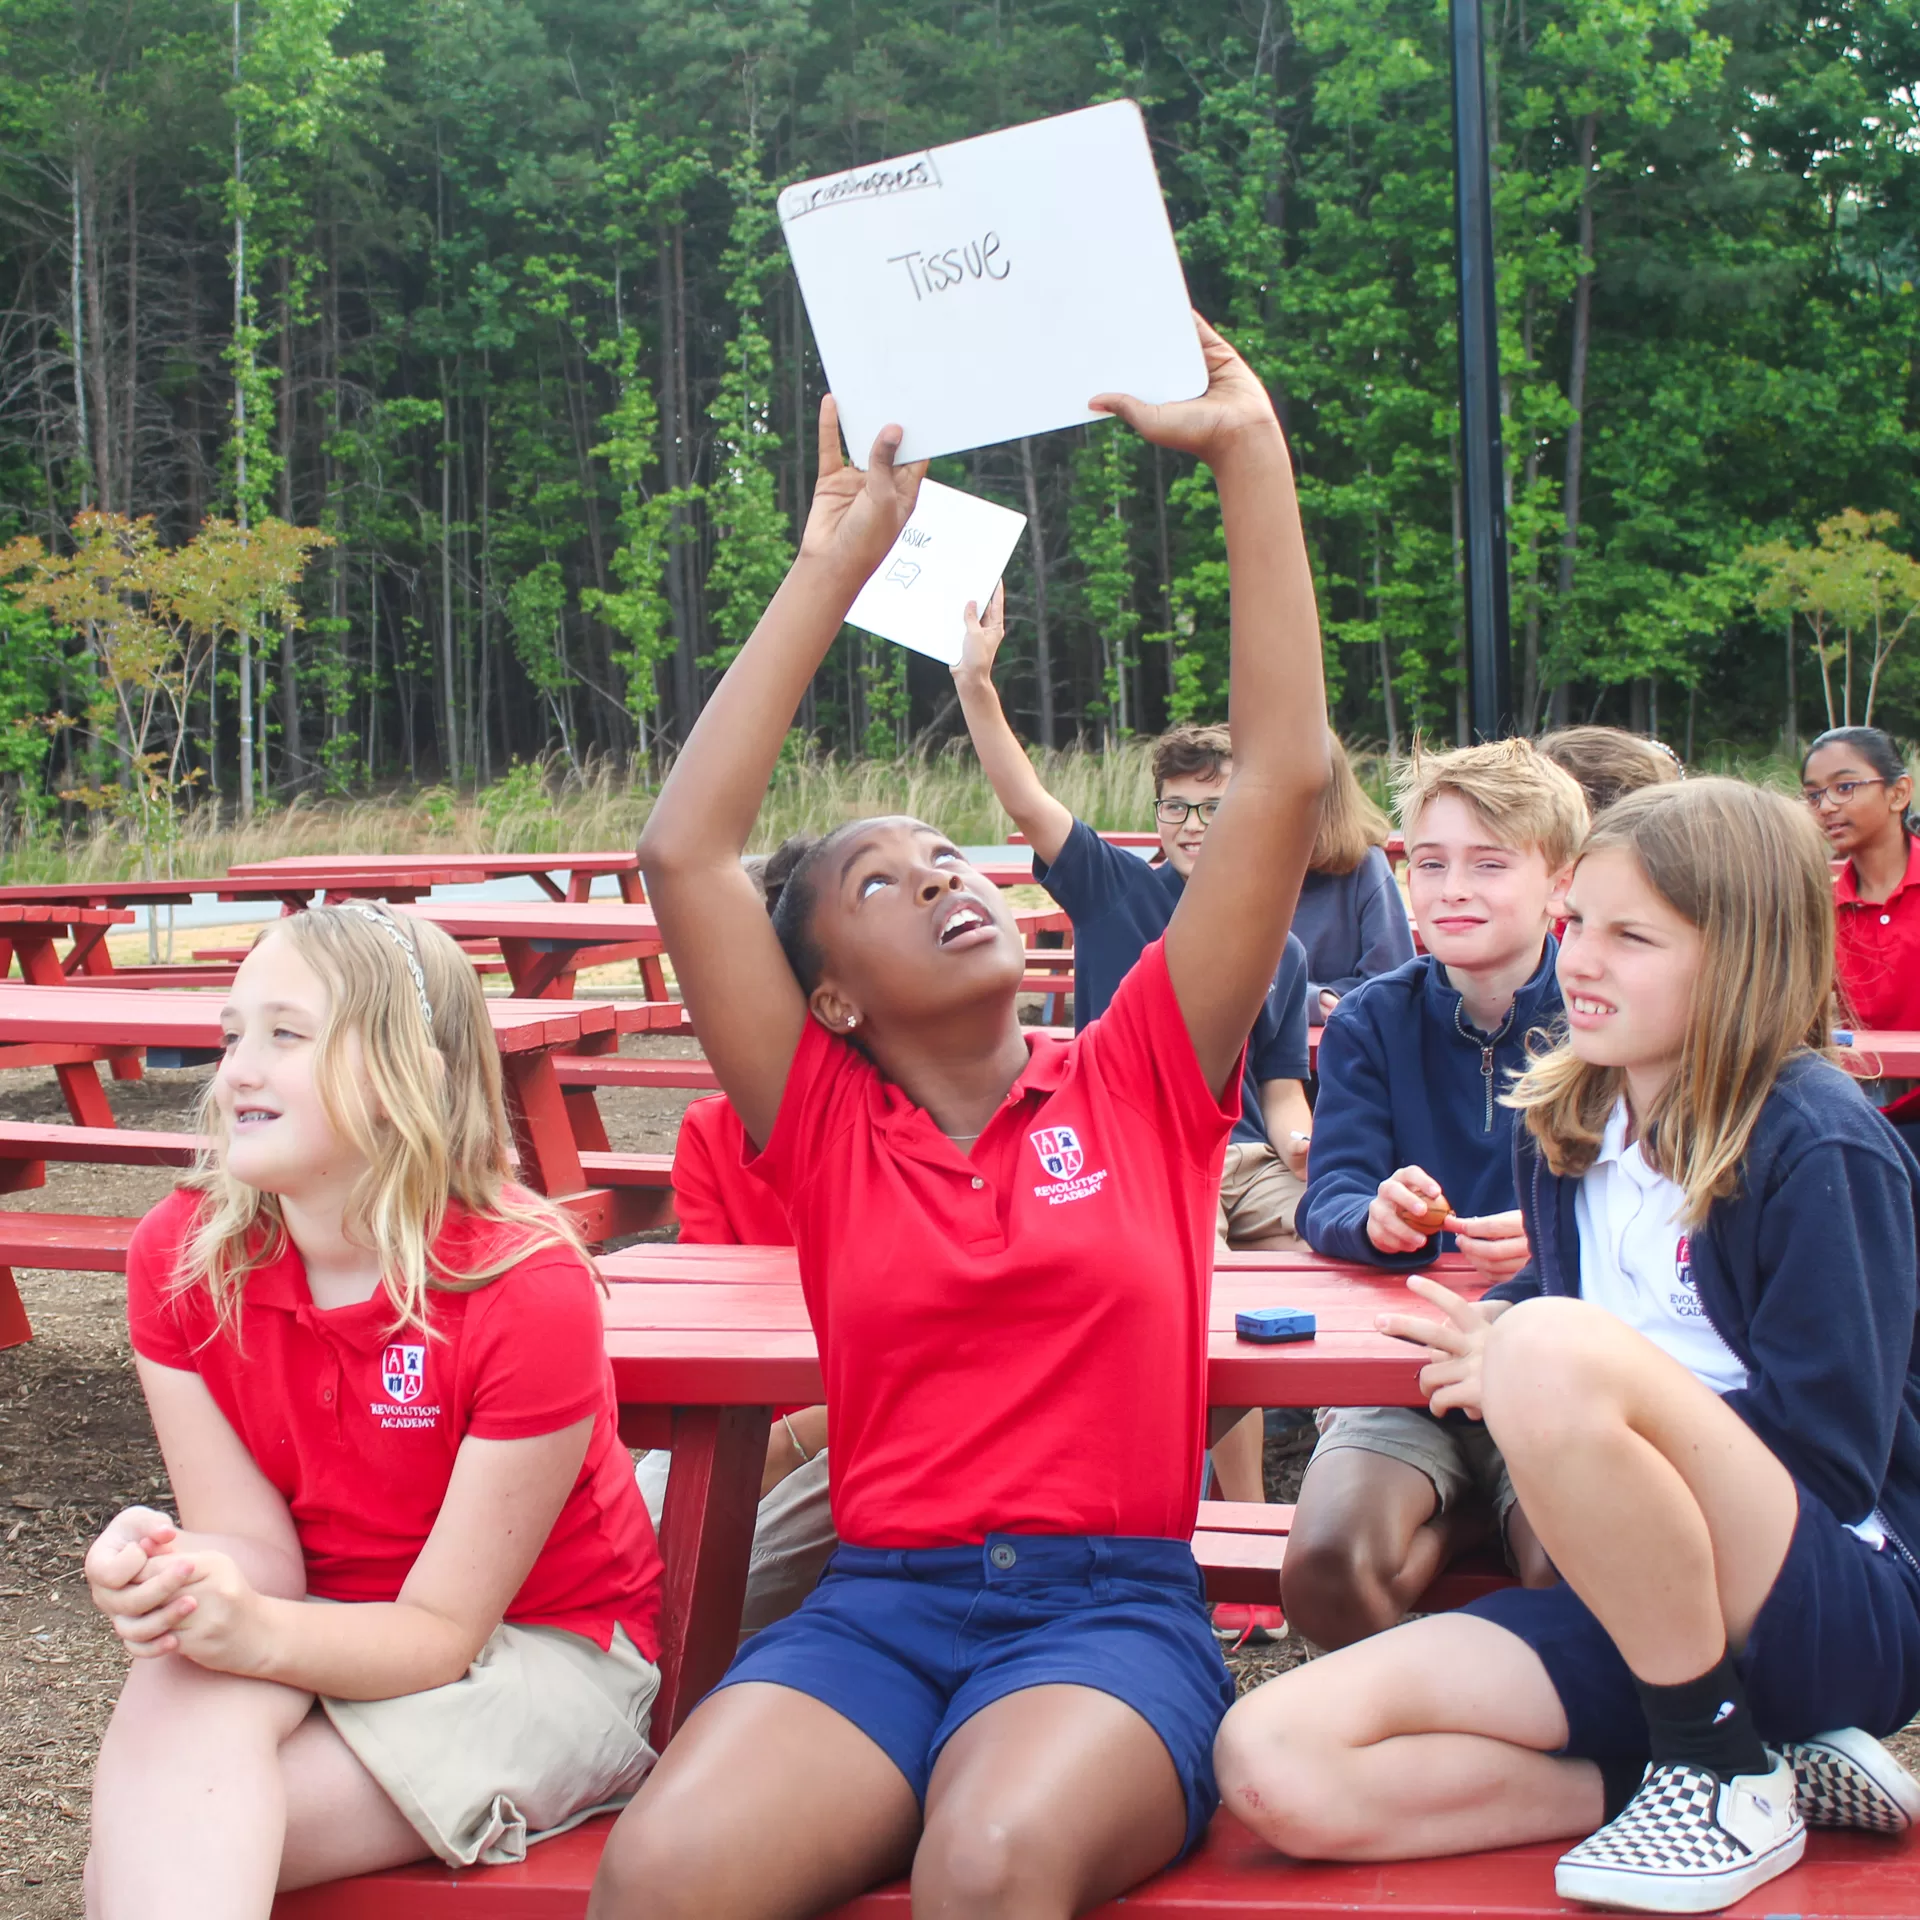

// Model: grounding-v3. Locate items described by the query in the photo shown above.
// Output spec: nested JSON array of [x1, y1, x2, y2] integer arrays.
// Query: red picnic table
[[0, 989, 690, 1347], [228, 850, 644, 904], [0, 983, 620, 1191], [391, 899, 668, 1001], [0, 868, 487, 990], [591, 1246, 1491, 1737], [0, 901, 136, 985]]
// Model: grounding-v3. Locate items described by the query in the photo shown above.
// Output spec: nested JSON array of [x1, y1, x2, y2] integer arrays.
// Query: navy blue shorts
[[713, 1533, 1235, 1855], [1466, 1482, 1920, 1761]]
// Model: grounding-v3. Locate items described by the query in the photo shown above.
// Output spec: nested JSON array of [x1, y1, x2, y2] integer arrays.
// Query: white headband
[[336, 902, 435, 1040]]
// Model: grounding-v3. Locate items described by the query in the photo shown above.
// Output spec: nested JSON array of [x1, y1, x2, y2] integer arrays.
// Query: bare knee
[[589, 1793, 719, 1920], [1483, 1299, 1625, 1455], [1213, 1705, 1379, 1859], [101, 1652, 309, 1755], [913, 1810, 1054, 1915], [1280, 1528, 1407, 1648]]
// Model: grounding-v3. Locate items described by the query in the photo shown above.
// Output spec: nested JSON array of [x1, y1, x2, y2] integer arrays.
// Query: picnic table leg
[[500, 1052, 587, 1196], [653, 1404, 771, 1742], [618, 870, 647, 906], [72, 930, 144, 1082], [499, 937, 572, 1000], [0, 1268, 30, 1350], [640, 954, 669, 1001], [10, 935, 126, 1121], [562, 1030, 615, 1154]]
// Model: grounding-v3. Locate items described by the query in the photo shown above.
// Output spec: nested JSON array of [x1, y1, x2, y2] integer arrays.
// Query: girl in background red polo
[[590, 314, 1329, 1920], [84, 904, 665, 1915], [1801, 727, 1920, 1152]]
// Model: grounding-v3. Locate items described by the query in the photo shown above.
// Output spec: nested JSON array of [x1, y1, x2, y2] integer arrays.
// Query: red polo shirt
[[1836, 835, 1920, 1032], [126, 1189, 663, 1657], [674, 1095, 794, 1246], [747, 937, 1239, 1548]]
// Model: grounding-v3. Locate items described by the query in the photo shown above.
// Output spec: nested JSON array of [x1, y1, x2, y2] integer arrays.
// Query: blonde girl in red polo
[[587, 314, 1329, 1920], [84, 905, 665, 1919]]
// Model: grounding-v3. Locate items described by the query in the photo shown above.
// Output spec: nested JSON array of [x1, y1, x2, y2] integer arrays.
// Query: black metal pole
[[1449, 0, 1514, 739]]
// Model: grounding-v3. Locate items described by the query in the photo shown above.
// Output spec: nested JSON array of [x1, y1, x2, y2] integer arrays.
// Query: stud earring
[[845, 1015, 858, 1029]]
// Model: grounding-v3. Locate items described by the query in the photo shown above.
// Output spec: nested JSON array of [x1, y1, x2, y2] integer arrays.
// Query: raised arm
[[637, 400, 925, 1146], [952, 585, 1073, 863], [1092, 318, 1330, 1093]]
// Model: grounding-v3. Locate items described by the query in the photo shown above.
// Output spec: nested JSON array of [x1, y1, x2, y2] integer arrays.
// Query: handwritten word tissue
[[780, 101, 1205, 464]]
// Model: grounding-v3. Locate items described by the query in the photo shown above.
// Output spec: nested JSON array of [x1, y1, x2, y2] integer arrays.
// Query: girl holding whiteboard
[[587, 318, 1329, 1918]]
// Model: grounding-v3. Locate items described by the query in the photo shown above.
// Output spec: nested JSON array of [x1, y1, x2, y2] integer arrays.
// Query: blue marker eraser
[[1235, 1306, 1317, 1344], [1834, 1029, 1855, 1047]]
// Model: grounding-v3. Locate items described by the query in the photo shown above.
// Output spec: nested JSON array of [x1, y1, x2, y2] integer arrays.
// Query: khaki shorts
[[320, 1617, 659, 1867], [1311, 1404, 1518, 1519], [1217, 1142, 1306, 1250]]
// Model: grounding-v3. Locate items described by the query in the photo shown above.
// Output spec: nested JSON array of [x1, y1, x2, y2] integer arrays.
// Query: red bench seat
[[274, 1801, 1919, 1919]]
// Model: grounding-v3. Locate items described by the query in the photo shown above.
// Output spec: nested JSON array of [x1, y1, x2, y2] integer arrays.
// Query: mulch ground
[[1, 1043, 1913, 1917]]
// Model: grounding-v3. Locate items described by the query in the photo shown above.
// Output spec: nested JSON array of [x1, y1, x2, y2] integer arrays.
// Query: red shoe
[[1211, 1602, 1287, 1649]]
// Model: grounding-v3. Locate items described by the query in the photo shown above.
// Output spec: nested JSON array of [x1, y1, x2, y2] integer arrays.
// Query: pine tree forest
[[1, 0, 1917, 826]]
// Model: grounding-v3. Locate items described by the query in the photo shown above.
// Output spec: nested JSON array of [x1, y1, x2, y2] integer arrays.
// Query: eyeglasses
[[1155, 798, 1223, 827], [1802, 777, 1886, 810]]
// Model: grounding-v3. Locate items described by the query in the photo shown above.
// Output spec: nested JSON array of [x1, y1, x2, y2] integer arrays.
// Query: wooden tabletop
[[0, 982, 595, 1052], [0, 904, 134, 931], [0, 872, 465, 908], [229, 852, 639, 879], [1848, 1032, 1920, 1077], [596, 1247, 1487, 1410], [393, 900, 661, 943]]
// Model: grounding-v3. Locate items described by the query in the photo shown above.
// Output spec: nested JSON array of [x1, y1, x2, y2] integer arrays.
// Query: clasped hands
[[84, 1506, 272, 1674]]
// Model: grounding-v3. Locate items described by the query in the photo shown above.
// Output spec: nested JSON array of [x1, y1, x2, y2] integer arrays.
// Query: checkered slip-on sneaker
[[1555, 1755, 1804, 1914], [1780, 1727, 1920, 1833]]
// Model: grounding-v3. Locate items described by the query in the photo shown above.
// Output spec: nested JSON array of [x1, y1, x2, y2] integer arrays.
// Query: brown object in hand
[[1406, 1190, 1453, 1236]]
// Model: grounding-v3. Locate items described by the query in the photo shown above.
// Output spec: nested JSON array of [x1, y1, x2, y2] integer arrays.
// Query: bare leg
[[913, 1685, 1189, 1918], [1482, 1298, 1799, 1681], [1281, 1448, 1491, 1648], [588, 1681, 921, 1920], [88, 1653, 312, 1920], [1215, 1613, 1602, 1859], [275, 1710, 434, 1889], [1210, 1410, 1267, 1504]]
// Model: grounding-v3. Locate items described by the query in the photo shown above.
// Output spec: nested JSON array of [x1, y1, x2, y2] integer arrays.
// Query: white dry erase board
[[845, 480, 1027, 666], [779, 100, 1206, 463]]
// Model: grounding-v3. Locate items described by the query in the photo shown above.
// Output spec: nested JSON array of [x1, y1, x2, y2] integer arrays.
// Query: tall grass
[[0, 734, 1888, 885], [0, 741, 1165, 883]]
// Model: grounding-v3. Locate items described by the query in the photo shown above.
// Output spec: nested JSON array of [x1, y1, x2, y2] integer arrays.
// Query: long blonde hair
[[1505, 778, 1839, 1226], [181, 905, 583, 1334], [1312, 735, 1395, 875]]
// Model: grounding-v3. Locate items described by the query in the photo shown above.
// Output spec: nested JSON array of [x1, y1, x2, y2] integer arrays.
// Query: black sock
[[1599, 1755, 1649, 1822], [1633, 1650, 1770, 1781]]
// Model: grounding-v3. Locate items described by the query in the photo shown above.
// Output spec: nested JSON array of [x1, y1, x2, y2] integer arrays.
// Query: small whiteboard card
[[780, 100, 1206, 463], [845, 480, 1026, 665]]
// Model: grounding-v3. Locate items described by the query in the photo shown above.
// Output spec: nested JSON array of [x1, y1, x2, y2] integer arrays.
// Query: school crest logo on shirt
[[1030, 1126, 1085, 1180], [1670, 1234, 1704, 1318], [381, 1343, 427, 1405]]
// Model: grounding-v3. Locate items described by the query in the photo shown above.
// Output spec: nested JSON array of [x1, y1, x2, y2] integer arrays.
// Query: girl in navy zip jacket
[[1216, 778, 1920, 1917]]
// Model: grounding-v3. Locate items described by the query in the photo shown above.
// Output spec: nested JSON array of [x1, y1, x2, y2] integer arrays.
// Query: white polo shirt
[[1574, 1099, 1750, 1397]]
